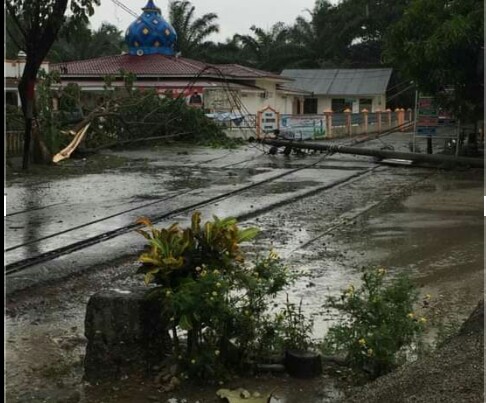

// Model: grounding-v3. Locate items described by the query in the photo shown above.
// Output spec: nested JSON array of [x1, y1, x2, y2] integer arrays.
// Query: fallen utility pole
[[259, 139, 484, 169]]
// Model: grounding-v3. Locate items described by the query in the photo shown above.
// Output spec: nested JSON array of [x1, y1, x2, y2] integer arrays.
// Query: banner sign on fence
[[280, 115, 326, 140], [416, 95, 438, 136]]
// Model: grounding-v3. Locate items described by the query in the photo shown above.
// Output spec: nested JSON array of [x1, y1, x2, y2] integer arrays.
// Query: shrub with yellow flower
[[323, 265, 424, 379]]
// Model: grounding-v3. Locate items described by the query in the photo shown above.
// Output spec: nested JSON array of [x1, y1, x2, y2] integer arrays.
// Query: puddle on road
[[236, 168, 484, 346], [272, 174, 484, 341]]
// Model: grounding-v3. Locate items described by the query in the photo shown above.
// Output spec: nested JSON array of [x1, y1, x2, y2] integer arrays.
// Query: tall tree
[[288, 0, 411, 68], [344, 0, 411, 66], [234, 23, 302, 72], [48, 20, 125, 63], [168, 0, 219, 58], [288, 15, 321, 68], [384, 0, 483, 123], [6, 13, 22, 59], [6, 0, 99, 169], [197, 37, 247, 65]]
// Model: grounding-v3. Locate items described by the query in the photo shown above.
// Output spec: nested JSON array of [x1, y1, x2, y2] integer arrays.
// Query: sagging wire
[[173, 64, 272, 155]]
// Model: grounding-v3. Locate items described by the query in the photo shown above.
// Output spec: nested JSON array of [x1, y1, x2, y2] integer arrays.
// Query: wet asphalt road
[[5, 132, 484, 402], [5, 138, 380, 291]]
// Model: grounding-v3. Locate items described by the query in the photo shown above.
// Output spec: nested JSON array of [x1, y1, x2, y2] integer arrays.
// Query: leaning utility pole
[[259, 139, 484, 169]]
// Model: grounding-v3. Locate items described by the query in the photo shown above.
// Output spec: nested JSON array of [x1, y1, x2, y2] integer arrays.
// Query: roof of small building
[[280, 68, 393, 96], [51, 54, 288, 81]]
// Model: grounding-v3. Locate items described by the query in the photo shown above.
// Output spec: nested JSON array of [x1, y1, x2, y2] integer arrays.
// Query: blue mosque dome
[[125, 0, 177, 56]]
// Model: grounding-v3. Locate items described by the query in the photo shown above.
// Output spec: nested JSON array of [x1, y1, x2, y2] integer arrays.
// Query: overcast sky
[[89, 0, 320, 42]]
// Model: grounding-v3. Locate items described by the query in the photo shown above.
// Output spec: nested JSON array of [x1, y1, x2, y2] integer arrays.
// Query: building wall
[[4, 61, 21, 78], [318, 98, 331, 113], [304, 94, 387, 113], [4, 59, 50, 78], [56, 77, 299, 117], [5, 59, 50, 108], [238, 92, 262, 115], [254, 79, 293, 114], [273, 94, 293, 114], [203, 79, 296, 116], [373, 94, 387, 111]]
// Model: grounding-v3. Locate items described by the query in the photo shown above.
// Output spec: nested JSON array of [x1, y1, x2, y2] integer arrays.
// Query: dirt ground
[[5, 139, 484, 403], [344, 300, 484, 403]]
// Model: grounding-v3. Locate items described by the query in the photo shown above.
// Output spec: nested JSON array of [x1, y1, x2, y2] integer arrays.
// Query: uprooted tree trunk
[[48, 88, 228, 163]]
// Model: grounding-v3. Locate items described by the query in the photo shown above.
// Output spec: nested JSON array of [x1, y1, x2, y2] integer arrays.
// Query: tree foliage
[[234, 23, 301, 72], [323, 267, 426, 379], [80, 79, 235, 150], [6, 0, 100, 168], [201, 0, 412, 70], [5, 0, 99, 67], [48, 20, 125, 63], [168, 0, 219, 58], [383, 0, 483, 122], [136, 213, 306, 380]]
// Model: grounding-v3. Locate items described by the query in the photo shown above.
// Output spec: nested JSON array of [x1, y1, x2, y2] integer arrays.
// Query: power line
[[387, 84, 415, 102], [110, 0, 138, 18]]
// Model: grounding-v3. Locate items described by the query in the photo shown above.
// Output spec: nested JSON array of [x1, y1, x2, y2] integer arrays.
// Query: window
[[304, 98, 318, 114], [331, 98, 352, 113], [359, 98, 373, 112], [5, 92, 18, 106]]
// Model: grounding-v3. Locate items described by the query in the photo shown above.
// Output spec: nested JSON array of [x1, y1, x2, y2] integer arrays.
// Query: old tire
[[284, 350, 322, 378]]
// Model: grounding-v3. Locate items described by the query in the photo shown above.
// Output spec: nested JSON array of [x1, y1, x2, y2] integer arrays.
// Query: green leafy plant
[[433, 317, 461, 349], [136, 212, 302, 380], [86, 80, 238, 149], [322, 266, 426, 378], [36, 70, 66, 153], [59, 83, 81, 113], [278, 295, 314, 351]]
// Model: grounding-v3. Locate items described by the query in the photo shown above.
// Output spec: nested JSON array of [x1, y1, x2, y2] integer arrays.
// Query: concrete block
[[84, 287, 171, 382]]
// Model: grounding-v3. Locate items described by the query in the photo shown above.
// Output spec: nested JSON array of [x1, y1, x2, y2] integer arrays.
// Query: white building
[[281, 69, 392, 113], [4, 52, 50, 107]]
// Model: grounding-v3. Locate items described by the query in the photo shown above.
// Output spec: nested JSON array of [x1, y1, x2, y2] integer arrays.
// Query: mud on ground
[[344, 300, 484, 403]]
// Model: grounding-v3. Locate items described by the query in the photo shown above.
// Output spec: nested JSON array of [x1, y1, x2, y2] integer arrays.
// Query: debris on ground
[[216, 388, 275, 403]]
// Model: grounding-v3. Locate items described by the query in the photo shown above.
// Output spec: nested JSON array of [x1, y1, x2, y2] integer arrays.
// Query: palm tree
[[289, 15, 321, 68], [48, 20, 125, 62], [234, 23, 302, 72], [197, 36, 247, 65], [301, 0, 410, 68], [168, 0, 219, 58]]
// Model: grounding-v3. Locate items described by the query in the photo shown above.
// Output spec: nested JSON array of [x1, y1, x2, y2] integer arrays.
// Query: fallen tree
[[20, 73, 236, 164], [60, 88, 231, 151]]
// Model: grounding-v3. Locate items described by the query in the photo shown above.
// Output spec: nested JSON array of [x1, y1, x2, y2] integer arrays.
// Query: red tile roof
[[51, 54, 289, 81]]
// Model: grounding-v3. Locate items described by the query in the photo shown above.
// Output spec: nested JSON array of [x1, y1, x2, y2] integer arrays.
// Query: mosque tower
[[125, 0, 177, 56]]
